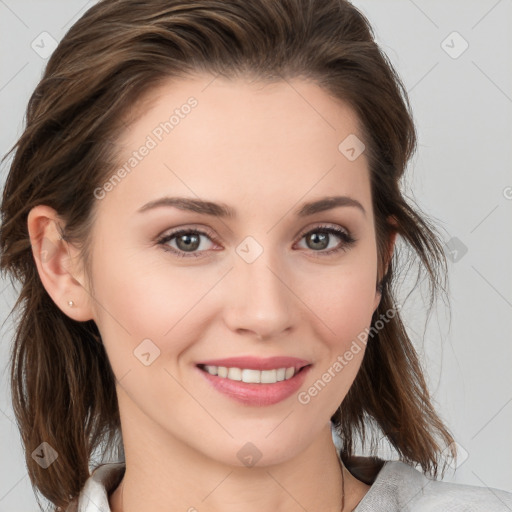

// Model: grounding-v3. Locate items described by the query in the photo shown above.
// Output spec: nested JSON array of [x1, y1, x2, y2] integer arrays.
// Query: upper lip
[[196, 356, 311, 371]]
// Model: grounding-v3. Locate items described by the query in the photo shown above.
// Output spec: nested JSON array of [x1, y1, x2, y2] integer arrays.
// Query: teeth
[[260, 369, 276, 383], [202, 365, 298, 384], [204, 365, 218, 376], [285, 367, 295, 379], [228, 367, 242, 381], [242, 369, 260, 383]]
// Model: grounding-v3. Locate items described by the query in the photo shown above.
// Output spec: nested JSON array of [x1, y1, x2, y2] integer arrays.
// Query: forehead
[[102, 74, 371, 219], [120, 73, 365, 149]]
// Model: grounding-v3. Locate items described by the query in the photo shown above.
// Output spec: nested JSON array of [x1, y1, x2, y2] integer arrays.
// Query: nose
[[223, 251, 296, 341]]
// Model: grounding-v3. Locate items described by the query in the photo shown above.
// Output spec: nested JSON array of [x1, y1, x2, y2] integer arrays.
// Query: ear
[[372, 216, 398, 312], [27, 205, 95, 322]]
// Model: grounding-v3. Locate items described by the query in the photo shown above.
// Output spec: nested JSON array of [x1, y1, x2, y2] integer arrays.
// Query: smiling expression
[[83, 73, 383, 466]]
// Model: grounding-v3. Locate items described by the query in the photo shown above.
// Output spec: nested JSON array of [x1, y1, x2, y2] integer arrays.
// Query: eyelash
[[156, 224, 357, 259]]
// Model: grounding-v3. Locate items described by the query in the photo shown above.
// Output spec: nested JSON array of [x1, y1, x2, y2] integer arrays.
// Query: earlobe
[[27, 205, 95, 322]]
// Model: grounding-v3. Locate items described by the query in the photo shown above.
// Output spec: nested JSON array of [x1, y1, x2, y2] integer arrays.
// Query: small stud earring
[[68, 300, 75, 307]]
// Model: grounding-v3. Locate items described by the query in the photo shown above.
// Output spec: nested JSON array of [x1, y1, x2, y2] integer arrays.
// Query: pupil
[[309, 232, 328, 250], [178, 234, 199, 251]]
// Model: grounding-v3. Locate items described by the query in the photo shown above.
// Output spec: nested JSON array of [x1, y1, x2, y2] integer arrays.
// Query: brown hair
[[0, 0, 456, 509]]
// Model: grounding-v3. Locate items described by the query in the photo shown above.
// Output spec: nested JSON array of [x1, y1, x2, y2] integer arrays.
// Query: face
[[84, 74, 383, 466]]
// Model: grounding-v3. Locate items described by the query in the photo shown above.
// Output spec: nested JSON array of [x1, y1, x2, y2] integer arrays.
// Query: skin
[[28, 74, 396, 512]]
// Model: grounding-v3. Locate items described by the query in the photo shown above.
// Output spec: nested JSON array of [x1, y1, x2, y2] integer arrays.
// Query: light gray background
[[1, 0, 511, 510]]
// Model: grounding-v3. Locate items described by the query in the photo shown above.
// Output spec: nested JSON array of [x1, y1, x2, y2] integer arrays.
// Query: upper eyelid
[[298, 223, 349, 236]]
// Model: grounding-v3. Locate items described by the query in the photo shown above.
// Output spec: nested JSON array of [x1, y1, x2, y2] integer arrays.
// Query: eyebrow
[[137, 195, 366, 218]]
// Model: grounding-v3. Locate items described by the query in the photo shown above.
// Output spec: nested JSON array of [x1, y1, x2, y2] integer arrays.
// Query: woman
[[1, 0, 510, 511]]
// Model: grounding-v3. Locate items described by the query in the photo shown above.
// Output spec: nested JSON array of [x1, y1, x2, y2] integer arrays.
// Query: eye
[[295, 224, 357, 257], [156, 227, 218, 259], [156, 224, 357, 259]]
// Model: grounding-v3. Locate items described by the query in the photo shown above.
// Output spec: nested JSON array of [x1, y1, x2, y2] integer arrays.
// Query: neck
[[109, 392, 370, 512], [109, 435, 370, 512]]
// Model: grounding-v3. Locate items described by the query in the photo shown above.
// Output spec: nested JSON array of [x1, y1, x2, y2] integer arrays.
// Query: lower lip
[[196, 365, 312, 406]]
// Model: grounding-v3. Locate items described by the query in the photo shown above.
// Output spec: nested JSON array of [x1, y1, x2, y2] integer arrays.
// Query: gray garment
[[67, 460, 512, 511], [353, 460, 512, 511]]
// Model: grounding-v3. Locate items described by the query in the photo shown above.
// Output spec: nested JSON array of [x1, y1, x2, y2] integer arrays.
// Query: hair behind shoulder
[[0, 0, 456, 509]]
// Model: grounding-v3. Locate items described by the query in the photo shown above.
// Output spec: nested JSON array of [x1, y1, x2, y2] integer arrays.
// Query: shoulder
[[391, 461, 512, 511], [351, 459, 512, 512], [65, 462, 125, 512]]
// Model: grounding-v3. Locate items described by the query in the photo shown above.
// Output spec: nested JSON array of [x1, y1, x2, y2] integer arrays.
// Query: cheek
[[329, 275, 377, 340], [301, 251, 378, 344], [296, 269, 376, 418], [308, 274, 375, 381], [89, 248, 217, 365]]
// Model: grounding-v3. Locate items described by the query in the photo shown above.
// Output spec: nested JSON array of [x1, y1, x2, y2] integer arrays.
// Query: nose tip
[[225, 259, 295, 341]]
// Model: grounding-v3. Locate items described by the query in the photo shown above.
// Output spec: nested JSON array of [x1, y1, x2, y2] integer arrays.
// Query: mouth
[[195, 356, 313, 406], [196, 363, 312, 384]]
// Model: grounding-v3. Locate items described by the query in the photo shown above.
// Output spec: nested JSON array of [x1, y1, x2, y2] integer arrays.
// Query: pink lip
[[195, 359, 313, 407], [195, 356, 311, 371]]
